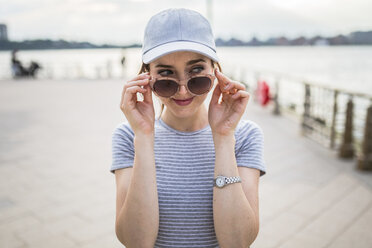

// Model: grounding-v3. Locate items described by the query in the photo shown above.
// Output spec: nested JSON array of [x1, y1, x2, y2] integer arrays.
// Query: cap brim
[[142, 41, 219, 64]]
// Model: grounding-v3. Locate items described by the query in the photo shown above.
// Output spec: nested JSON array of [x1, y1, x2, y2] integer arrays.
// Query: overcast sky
[[1, 0, 372, 45]]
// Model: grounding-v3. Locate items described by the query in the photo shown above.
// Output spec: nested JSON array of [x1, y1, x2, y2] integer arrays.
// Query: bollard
[[76, 64, 84, 79], [301, 83, 311, 135], [241, 80, 249, 91], [95, 66, 101, 79], [339, 97, 354, 158], [46, 67, 54, 79], [106, 60, 112, 78], [272, 79, 280, 115], [330, 90, 339, 149], [240, 69, 247, 90], [253, 72, 260, 104], [357, 104, 372, 170]]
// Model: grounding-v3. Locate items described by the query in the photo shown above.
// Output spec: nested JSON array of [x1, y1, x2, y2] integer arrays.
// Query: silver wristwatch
[[214, 175, 242, 188]]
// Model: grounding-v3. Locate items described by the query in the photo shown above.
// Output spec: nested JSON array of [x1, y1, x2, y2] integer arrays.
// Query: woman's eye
[[158, 70, 173, 76], [190, 66, 204, 74]]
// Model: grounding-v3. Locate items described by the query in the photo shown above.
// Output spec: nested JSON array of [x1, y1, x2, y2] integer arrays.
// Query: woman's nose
[[178, 85, 188, 95]]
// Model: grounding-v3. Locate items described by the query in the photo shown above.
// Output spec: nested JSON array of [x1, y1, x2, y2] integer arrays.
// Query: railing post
[[339, 96, 354, 158], [330, 90, 339, 149], [272, 79, 280, 115], [357, 104, 372, 170], [301, 83, 311, 135]]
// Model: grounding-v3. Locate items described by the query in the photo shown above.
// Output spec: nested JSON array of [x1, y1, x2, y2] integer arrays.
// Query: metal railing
[[230, 70, 372, 171]]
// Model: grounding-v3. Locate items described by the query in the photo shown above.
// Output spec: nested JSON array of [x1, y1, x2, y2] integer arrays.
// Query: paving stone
[[327, 205, 372, 248], [278, 231, 329, 248], [253, 212, 308, 248], [30, 200, 92, 222], [303, 185, 372, 241], [0, 196, 16, 209], [0, 213, 42, 234], [291, 173, 358, 218], [260, 182, 316, 223], [79, 233, 124, 248], [24, 233, 78, 248], [14, 214, 88, 244], [0, 205, 30, 222], [0, 232, 26, 248]]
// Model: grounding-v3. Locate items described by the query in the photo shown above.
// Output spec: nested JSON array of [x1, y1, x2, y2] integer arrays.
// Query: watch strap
[[225, 176, 241, 185]]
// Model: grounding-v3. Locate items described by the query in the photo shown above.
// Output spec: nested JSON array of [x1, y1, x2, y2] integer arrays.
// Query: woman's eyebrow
[[186, 59, 206, 65], [154, 58, 206, 68], [155, 64, 173, 68]]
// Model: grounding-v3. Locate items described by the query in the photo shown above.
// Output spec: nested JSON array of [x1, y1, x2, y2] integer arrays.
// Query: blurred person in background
[[11, 49, 42, 78], [111, 8, 266, 248], [120, 49, 127, 78]]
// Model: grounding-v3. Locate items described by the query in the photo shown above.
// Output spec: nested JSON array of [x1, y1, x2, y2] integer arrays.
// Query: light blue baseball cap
[[142, 8, 219, 64]]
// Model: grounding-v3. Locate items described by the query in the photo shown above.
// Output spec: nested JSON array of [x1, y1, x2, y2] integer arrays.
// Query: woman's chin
[[168, 106, 195, 119]]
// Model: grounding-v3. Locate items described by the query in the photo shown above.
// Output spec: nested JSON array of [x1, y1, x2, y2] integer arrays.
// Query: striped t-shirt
[[110, 118, 266, 248]]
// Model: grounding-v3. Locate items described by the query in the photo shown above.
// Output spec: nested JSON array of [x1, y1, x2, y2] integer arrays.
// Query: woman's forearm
[[213, 134, 258, 248], [116, 133, 159, 248]]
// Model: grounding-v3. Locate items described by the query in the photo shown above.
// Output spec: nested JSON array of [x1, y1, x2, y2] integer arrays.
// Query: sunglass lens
[[188, 77, 212, 95], [153, 79, 178, 97]]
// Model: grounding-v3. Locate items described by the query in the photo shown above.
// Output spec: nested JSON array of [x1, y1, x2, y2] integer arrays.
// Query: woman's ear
[[213, 61, 222, 73]]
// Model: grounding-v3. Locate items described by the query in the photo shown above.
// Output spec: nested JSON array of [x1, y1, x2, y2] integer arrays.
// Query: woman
[[111, 8, 266, 248]]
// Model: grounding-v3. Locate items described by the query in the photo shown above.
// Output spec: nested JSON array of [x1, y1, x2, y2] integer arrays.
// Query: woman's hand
[[120, 72, 155, 135], [208, 68, 250, 136]]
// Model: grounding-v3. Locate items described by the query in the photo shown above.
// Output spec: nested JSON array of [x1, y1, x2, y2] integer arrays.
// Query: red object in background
[[258, 81, 271, 106]]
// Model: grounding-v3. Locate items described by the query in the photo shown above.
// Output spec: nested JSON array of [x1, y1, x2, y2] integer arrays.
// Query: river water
[[0, 46, 371, 94]]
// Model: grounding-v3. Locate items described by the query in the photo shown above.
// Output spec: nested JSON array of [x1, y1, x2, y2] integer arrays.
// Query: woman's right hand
[[120, 72, 155, 135]]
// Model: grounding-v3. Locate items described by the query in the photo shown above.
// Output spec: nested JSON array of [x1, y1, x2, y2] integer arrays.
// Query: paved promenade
[[0, 78, 371, 248]]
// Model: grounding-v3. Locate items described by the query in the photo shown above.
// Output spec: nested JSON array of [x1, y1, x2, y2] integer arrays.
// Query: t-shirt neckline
[[157, 118, 210, 136]]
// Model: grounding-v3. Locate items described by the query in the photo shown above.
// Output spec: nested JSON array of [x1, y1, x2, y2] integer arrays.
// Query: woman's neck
[[161, 106, 209, 132]]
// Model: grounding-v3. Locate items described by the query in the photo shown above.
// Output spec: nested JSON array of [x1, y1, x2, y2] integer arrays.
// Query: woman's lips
[[172, 97, 194, 106]]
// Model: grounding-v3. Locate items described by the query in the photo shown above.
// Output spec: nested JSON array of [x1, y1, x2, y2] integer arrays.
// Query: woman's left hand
[[208, 68, 250, 136]]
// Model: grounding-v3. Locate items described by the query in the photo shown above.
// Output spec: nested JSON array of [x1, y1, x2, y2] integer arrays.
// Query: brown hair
[[138, 60, 222, 119]]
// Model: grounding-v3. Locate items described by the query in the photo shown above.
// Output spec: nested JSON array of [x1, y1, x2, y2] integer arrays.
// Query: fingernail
[[224, 83, 230, 90]]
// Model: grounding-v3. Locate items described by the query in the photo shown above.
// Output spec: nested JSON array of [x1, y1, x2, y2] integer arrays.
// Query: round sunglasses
[[149, 73, 215, 98]]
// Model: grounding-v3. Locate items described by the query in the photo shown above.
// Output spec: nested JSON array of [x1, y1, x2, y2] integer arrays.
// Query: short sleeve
[[235, 120, 266, 177], [110, 122, 135, 174]]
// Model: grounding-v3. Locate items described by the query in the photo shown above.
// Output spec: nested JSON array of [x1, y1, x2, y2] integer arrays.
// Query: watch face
[[216, 177, 225, 187]]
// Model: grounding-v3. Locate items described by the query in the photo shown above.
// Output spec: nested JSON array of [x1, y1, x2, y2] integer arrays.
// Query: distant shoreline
[[1, 45, 372, 53], [1, 30, 371, 51]]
